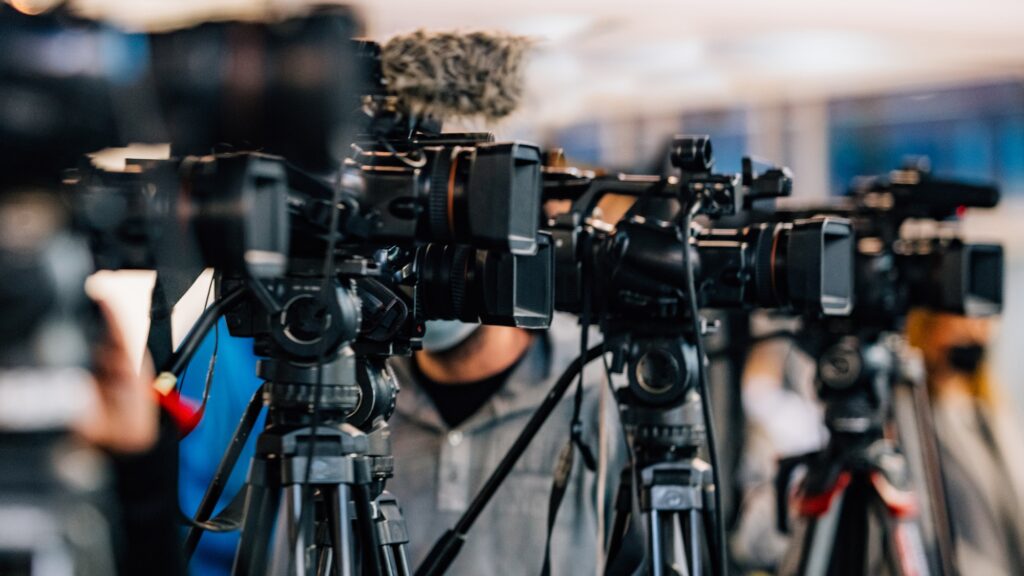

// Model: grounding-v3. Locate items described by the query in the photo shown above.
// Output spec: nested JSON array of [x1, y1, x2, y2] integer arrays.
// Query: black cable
[[175, 278, 210, 394], [290, 164, 347, 573], [177, 273, 218, 395], [600, 348, 633, 469], [162, 285, 245, 377], [681, 199, 728, 576], [181, 303, 220, 439]]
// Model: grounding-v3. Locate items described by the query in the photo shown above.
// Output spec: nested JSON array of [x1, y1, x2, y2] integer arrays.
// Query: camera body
[[544, 136, 855, 335], [775, 160, 1003, 341]]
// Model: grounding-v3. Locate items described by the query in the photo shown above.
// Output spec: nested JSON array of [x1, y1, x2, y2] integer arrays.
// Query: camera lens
[[695, 216, 853, 315], [357, 140, 542, 255], [416, 243, 475, 321], [415, 236, 553, 328]]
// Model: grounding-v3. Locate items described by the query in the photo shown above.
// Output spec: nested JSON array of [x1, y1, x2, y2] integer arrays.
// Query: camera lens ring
[[752, 224, 776, 307], [427, 148, 453, 241]]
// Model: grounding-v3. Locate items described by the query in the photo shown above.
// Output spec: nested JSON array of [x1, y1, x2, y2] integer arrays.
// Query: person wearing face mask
[[905, 309, 1024, 576], [385, 313, 629, 575]]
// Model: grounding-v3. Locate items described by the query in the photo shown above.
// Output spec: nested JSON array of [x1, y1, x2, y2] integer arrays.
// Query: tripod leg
[[701, 483, 720, 576], [317, 550, 331, 576], [266, 484, 313, 576], [325, 484, 354, 576], [375, 492, 412, 576], [778, 485, 846, 576], [650, 511, 664, 576], [688, 509, 702, 576], [604, 467, 634, 572], [873, 490, 932, 576], [352, 484, 383, 575], [892, 380, 953, 576], [649, 511, 691, 576], [313, 518, 332, 576], [184, 384, 265, 562], [232, 480, 282, 576], [283, 484, 311, 576]]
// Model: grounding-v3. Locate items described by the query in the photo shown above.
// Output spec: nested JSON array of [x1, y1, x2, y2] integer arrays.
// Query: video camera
[[771, 158, 1003, 340], [544, 135, 855, 331], [415, 137, 858, 576], [12, 8, 553, 573]]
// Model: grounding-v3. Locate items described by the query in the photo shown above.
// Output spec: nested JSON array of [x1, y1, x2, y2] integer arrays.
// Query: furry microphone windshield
[[380, 30, 532, 122]]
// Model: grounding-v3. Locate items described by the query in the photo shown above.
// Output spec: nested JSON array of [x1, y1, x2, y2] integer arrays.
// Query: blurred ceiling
[[73, 0, 1024, 128]]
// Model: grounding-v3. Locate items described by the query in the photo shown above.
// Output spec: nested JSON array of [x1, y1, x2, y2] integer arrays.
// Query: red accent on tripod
[[870, 471, 918, 518], [795, 471, 852, 517]]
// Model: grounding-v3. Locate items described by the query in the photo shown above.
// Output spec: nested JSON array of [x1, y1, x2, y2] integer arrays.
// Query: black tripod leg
[[649, 511, 665, 576], [325, 484, 354, 576], [604, 468, 634, 572], [232, 480, 281, 576], [701, 484, 720, 576], [830, 479, 871, 575], [688, 509, 703, 576], [314, 518, 332, 576], [385, 546, 411, 576], [184, 384, 265, 562], [375, 492, 411, 576], [779, 486, 846, 576], [352, 484, 383, 576], [650, 511, 690, 576], [282, 484, 313, 576]]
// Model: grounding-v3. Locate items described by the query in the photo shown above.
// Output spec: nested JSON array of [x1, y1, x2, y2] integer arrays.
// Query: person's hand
[[74, 299, 159, 453]]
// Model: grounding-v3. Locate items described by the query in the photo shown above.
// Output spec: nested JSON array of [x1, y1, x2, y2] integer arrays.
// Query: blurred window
[[828, 81, 1024, 195]]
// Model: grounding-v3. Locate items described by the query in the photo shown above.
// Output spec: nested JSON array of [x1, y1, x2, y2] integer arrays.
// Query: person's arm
[[75, 300, 182, 576]]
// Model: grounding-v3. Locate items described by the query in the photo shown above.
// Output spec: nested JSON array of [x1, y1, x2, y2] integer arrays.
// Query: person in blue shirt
[[177, 318, 263, 575]]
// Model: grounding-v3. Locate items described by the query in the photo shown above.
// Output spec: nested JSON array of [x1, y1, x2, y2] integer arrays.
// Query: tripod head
[[608, 334, 706, 464]]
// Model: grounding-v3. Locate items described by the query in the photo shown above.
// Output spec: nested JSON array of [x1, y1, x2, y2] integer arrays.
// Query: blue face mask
[[421, 320, 480, 353]]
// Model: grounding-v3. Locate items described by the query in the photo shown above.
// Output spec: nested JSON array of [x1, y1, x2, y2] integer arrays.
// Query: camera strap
[[540, 232, 598, 576]]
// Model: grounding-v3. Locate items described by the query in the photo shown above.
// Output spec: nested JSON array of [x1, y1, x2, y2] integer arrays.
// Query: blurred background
[[71, 0, 1024, 409]]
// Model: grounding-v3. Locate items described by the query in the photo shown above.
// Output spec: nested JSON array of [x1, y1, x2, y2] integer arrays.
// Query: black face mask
[[948, 344, 985, 374]]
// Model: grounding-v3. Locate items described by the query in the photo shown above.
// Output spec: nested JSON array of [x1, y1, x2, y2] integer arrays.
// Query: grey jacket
[[385, 313, 623, 575]]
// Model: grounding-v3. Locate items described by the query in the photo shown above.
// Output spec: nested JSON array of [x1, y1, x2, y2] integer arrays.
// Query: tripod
[[177, 281, 411, 576], [605, 335, 723, 576], [778, 335, 949, 576], [221, 354, 411, 576]]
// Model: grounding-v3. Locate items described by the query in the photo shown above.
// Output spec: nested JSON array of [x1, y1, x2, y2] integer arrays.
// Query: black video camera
[[773, 159, 1003, 338], [54, 16, 555, 370], [544, 135, 855, 333]]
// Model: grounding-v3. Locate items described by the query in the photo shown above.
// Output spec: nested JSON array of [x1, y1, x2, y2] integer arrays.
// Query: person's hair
[[905, 308, 996, 405]]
